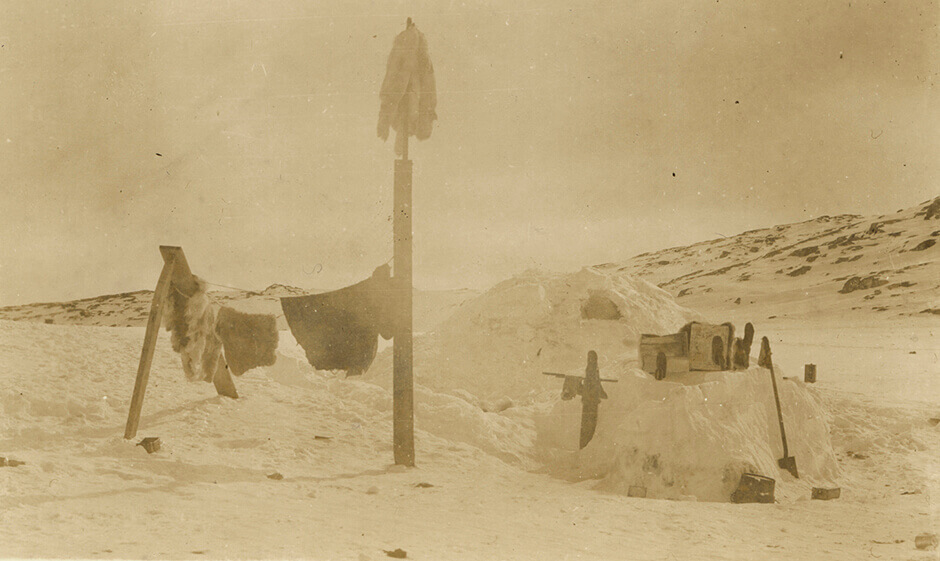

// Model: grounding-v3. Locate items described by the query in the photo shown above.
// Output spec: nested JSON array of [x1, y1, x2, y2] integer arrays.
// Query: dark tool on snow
[[544, 351, 615, 448], [759, 337, 799, 478]]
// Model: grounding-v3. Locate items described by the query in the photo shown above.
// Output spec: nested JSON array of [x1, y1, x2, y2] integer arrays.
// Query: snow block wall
[[536, 366, 841, 502], [370, 267, 699, 400]]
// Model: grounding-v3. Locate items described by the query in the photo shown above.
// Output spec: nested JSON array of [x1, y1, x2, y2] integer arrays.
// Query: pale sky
[[1, 0, 937, 305]]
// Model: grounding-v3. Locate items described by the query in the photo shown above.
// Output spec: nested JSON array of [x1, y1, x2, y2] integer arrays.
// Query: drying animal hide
[[377, 21, 437, 155], [216, 307, 279, 376], [281, 265, 397, 376], [164, 276, 224, 383]]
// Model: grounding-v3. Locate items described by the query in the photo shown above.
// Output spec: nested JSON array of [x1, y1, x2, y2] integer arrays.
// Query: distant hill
[[602, 196, 940, 322], [4, 197, 937, 330], [0, 283, 478, 334]]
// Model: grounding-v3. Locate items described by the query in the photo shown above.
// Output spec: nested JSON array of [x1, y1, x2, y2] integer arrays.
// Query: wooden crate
[[639, 332, 688, 374]]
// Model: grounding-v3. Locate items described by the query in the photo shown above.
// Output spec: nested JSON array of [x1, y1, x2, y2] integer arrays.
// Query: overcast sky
[[1, 0, 937, 305]]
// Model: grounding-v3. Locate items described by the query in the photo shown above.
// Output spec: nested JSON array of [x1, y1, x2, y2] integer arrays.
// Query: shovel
[[759, 336, 799, 478]]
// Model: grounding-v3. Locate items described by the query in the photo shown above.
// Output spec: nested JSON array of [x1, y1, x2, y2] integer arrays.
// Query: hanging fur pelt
[[216, 306, 278, 376], [164, 276, 224, 383]]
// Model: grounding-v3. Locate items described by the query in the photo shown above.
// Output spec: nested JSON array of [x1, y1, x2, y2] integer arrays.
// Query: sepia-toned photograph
[[0, 1, 937, 559]]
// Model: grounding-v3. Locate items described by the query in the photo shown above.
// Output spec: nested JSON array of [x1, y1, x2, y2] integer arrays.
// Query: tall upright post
[[393, 129, 415, 466]]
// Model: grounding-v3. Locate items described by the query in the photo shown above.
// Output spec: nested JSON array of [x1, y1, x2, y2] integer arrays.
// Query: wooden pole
[[392, 92, 415, 466], [124, 255, 177, 440]]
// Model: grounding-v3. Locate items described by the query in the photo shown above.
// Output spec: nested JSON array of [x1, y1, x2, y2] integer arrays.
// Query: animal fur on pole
[[159, 246, 238, 399]]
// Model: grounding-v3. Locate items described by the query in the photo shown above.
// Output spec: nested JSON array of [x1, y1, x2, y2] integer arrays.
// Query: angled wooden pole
[[124, 255, 177, 440]]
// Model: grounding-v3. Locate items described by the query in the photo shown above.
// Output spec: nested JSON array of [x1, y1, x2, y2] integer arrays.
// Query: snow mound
[[264, 332, 537, 467], [536, 366, 841, 502], [370, 267, 698, 399]]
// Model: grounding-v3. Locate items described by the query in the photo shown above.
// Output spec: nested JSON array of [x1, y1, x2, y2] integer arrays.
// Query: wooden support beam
[[212, 360, 239, 399], [392, 157, 415, 467], [124, 255, 177, 440], [159, 245, 197, 296]]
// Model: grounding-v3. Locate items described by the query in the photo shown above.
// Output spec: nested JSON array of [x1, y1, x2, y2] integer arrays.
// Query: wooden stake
[[124, 255, 177, 440]]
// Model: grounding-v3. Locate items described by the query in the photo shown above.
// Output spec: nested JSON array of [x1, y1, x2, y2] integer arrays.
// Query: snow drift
[[369, 267, 698, 399], [536, 366, 841, 502]]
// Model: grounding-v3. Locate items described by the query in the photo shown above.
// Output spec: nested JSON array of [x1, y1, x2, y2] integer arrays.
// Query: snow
[[0, 264, 937, 559], [537, 366, 841, 502], [367, 267, 699, 400]]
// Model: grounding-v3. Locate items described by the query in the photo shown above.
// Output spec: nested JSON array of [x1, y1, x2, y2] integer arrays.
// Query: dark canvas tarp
[[280, 265, 397, 376]]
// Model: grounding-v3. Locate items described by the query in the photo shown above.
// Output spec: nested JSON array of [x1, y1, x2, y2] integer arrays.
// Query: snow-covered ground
[[1, 198, 938, 559], [1, 310, 937, 559]]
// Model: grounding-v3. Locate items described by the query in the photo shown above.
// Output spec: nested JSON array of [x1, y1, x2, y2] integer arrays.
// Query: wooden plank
[[392, 157, 415, 467], [124, 256, 176, 440], [159, 246, 198, 296], [639, 332, 687, 373], [212, 360, 239, 399]]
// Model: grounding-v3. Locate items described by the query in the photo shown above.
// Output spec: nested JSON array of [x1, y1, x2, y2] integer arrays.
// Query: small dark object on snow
[[811, 487, 841, 500], [849, 451, 869, 459], [267, 472, 284, 480], [314, 435, 333, 440], [915, 533, 938, 551], [804, 364, 816, 383], [927, 418, 940, 427], [731, 473, 775, 504], [384, 548, 407, 558], [0, 457, 26, 467], [137, 437, 161, 454], [628, 485, 647, 498], [414, 482, 434, 488], [44, 318, 54, 324]]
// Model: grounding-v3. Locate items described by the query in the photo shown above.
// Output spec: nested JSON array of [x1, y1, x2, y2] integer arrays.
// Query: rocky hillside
[[602, 196, 940, 322]]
